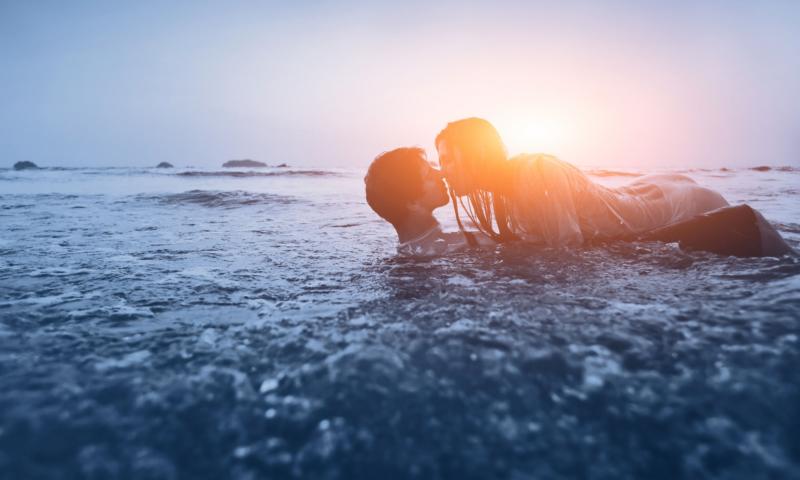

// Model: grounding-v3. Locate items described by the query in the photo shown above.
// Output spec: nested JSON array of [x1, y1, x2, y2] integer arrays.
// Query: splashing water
[[0, 165, 798, 479]]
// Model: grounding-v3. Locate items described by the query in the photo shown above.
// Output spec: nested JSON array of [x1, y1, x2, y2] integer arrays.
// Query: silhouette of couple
[[365, 118, 793, 257]]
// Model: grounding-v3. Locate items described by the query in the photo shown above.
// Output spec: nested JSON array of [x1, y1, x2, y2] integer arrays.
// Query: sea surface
[[1, 164, 799, 480]]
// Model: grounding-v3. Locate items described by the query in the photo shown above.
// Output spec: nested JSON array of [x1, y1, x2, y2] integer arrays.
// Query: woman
[[436, 117, 793, 256]]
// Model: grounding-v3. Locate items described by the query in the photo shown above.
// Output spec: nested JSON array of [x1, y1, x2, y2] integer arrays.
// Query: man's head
[[364, 147, 449, 229]]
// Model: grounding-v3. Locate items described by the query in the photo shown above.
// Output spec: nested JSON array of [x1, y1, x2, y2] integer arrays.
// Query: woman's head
[[435, 118, 516, 242], [435, 117, 508, 196]]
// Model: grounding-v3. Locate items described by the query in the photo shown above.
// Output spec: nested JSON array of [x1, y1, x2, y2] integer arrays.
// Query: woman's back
[[506, 154, 728, 246]]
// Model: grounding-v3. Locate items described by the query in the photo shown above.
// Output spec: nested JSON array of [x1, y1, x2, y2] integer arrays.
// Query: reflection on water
[[0, 167, 798, 479]]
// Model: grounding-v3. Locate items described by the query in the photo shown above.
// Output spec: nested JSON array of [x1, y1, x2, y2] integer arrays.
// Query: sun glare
[[497, 116, 574, 157]]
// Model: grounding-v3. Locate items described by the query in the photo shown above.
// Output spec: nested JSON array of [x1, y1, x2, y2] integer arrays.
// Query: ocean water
[[0, 165, 799, 480]]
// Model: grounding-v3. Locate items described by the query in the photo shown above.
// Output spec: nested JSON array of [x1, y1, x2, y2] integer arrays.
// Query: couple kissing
[[365, 117, 793, 258]]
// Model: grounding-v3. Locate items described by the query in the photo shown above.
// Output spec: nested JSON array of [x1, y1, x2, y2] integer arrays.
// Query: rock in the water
[[222, 159, 267, 168], [156, 162, 174, 168], [276, 163, 289, 168], [13, 161, 39, 170]]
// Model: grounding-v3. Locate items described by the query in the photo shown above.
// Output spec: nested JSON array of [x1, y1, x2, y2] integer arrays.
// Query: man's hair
[[364, 147, 427, 227]]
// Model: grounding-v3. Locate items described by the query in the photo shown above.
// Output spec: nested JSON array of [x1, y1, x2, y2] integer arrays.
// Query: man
[[364, 147, 493, 255]]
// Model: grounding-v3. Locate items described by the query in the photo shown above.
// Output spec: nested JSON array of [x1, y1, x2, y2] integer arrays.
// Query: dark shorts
[[638, 204, 794, 257]]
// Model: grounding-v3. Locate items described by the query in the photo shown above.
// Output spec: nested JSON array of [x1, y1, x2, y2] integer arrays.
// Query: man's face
[[414, 160, 449, 211]]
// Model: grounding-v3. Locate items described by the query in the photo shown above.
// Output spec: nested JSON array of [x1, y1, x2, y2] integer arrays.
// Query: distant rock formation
[[156, 162, 174, 168], [276, 163, 289, 168], [222, 159, 267, 168], [13, 161, 39, 170]]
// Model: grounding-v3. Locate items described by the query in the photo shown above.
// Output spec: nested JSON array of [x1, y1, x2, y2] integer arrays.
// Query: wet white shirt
[[508, 154, 729, 246]]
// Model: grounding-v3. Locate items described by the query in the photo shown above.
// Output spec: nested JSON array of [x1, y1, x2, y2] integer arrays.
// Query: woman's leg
[[639, 205, 795, 257]]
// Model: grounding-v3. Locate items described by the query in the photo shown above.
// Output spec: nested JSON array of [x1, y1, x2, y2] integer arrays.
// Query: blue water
[[1, 165, 799, 479]]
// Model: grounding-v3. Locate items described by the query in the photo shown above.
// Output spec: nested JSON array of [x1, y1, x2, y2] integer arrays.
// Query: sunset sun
[[497, 115, 575, 157]]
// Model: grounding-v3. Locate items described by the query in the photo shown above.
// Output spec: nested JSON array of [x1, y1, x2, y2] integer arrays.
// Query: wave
[[0, 193, 82, 200], [670, 166, 799, 174], [0, 167, 343, 178], [585, 169, 642, 178], [137, 190, 297, 208], [749, 166, 799, 172], [773, 222, 800, 235], [1, 166, 148, 172], [587, 166, 790, 176], [175, 170, 339, 178]]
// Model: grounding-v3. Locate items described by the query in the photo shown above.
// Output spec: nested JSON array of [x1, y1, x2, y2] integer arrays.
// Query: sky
[[1, 0, 799, 169]]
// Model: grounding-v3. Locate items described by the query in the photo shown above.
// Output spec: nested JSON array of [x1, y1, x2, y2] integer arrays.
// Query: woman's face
[[436, 139, 475, 196]]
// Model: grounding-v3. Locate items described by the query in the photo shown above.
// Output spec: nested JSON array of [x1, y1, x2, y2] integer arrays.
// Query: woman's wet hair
[[436, 118, 516, 242], [364, 147, 427, 228]]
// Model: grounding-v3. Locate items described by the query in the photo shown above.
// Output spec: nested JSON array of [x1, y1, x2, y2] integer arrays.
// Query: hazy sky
[[1, 0, 799, 169]]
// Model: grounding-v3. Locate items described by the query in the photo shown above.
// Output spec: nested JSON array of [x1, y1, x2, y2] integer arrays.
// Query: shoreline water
[[0, 164, 798, 479]]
